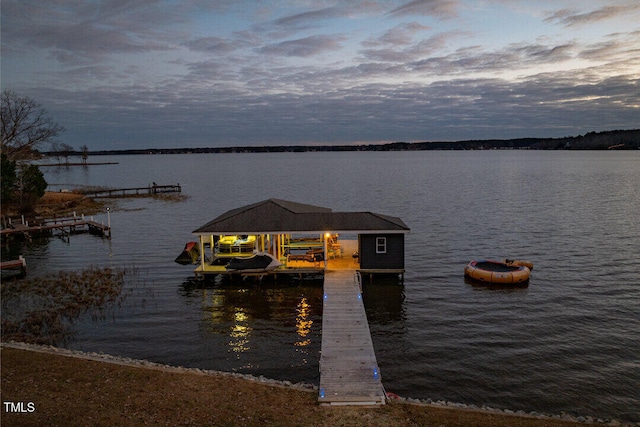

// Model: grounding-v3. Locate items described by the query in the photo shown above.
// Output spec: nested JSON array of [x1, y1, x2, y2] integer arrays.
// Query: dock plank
[[319, 269, 386, 406]]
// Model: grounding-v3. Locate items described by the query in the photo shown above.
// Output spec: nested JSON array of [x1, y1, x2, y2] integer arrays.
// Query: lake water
[[15, 151, 640, 422]]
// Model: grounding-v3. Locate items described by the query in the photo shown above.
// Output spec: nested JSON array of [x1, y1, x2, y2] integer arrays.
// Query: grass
[[1, 268, 128, 345]]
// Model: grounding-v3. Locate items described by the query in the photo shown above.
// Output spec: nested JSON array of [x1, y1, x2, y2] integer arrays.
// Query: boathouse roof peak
[[193, 199, 409, 234]]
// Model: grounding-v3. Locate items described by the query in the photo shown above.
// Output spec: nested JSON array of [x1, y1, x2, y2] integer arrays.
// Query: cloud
[[273, 6, 345, 29], [31, 56, 639, 149], [387, 0, 460, 19], [578, 31, 640, 63], [404, 41, 576, 76], [544, 4, 640, 27], [184, 37, 245, 54], [270, 2, 390, 31], [2, 0, 638, 149], [361, 31, 461, 62], [362, 22, 432, 47], [258, 35, 346, 57], [1, 0, 179, 63]]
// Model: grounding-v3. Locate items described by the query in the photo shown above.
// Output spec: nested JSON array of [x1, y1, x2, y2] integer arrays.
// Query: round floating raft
[[502, 258, 533, 270], [464, 259, 532, 284]]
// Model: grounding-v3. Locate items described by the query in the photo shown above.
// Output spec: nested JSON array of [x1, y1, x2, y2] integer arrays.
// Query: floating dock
[[319, 269, 386, 406]]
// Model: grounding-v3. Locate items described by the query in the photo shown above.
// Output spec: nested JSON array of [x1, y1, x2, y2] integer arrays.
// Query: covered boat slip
[[191, 199, 409, 279], [194, 237, 358, 276]]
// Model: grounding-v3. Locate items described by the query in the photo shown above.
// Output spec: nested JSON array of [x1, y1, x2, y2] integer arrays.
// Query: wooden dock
[[82, 183, 181, 198], [0, 256, 27, 277], [0, 214, 110, 240], [319, 269, 386, 406]]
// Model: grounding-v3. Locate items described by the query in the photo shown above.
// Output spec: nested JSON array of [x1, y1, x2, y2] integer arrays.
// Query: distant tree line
[[73, 129, 639, 156]]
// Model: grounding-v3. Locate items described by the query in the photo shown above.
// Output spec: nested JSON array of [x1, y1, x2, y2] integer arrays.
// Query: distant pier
[[81, 183, 181, 198]]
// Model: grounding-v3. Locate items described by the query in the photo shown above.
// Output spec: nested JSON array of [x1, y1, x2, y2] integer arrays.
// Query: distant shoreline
[[37, 162, 119, 166], [44, 129, 640, 156]]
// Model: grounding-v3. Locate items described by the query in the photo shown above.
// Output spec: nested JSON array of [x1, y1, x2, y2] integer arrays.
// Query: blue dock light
[[373, 368, 379, 379], [324, 294, 327, 300], [357, 293, 362, 300], [319, 388, 325, 398]]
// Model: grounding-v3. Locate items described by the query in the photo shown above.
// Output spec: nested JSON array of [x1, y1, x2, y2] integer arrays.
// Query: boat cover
[[226, 252, 282, 271]]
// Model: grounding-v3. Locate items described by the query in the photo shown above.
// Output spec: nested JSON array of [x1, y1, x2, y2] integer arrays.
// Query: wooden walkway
[[319, 269, 386, 406]]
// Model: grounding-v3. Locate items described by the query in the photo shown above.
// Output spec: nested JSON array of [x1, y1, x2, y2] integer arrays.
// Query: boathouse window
[[376, 237, 387, 254]]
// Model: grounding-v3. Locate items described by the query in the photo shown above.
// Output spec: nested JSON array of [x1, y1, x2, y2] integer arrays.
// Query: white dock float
[[319, 269, 386, 406]]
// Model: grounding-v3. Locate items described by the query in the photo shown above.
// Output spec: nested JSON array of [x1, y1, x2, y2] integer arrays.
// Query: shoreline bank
[[2, 342, 633, 426]]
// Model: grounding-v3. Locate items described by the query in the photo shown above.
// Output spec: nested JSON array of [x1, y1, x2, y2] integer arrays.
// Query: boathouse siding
[[359, 233, 405, 270]]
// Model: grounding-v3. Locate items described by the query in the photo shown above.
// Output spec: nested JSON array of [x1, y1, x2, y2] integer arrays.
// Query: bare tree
[[1, 90, 65, 160], [50, 142, 75, 165], [81, 144, 89, 165]]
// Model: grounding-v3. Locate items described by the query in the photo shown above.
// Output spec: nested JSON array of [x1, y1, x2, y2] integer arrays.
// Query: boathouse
[[191, 199, 409, 278]]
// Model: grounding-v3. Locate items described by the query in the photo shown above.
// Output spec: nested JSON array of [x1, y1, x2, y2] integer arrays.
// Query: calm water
[[14, 151, 640, 422]]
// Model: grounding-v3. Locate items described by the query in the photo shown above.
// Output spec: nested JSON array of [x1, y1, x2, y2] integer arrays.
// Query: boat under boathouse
[[191, 199, 410, 279]]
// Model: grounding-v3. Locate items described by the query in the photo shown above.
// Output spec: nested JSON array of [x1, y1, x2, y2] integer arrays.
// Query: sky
[[2, 0, 639, 150]]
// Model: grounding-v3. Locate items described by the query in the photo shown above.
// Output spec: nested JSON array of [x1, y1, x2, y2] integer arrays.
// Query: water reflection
[[229, 309, 251, 354], [295, 297, 312, 347], [180, 278, 323, 374], [362, 277, 406, 324], [464, 277, 530, 291]]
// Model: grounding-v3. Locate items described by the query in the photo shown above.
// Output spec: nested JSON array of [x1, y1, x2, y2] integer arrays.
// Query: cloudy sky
[[2, 0, 639, 150]]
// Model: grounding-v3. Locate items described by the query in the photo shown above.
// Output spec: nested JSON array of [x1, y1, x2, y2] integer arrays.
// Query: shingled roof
[[193, 199, 409, 234]]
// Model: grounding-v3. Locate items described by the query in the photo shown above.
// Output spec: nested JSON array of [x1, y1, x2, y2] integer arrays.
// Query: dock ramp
[[319, 269, 386, 405]]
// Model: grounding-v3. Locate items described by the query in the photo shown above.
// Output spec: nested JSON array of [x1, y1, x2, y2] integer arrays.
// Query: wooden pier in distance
[[82, 183, 181, 198], [319, 269, 386, 406]]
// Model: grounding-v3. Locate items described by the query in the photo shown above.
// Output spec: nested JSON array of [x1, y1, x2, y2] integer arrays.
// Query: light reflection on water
[[230, 310, 251, 354], [295, 297, 313, 347], [8, 150, 639, 423], [173, 278, 324, 379]]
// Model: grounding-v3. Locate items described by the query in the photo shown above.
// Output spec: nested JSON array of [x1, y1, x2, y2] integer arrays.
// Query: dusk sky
[[2, 0, 639, 150]]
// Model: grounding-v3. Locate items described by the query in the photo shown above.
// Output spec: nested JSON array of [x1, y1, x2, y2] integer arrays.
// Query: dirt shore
[[1, 344, 593, 427]]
